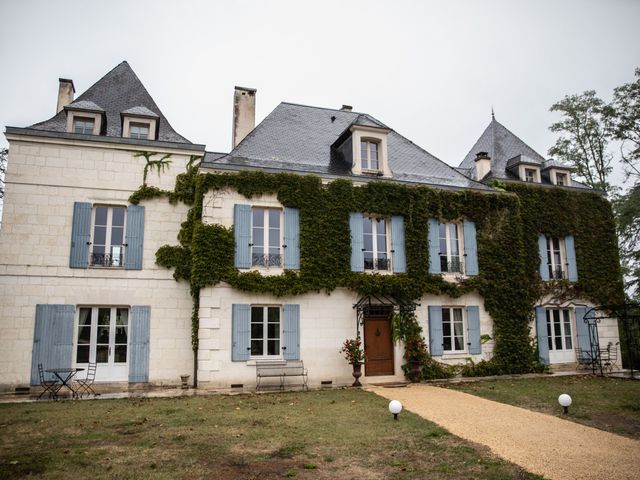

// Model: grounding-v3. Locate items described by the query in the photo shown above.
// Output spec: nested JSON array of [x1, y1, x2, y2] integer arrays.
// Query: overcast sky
[[1, 0, 639, 186]]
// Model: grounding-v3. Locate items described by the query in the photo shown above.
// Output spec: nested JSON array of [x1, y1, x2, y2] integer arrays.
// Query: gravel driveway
[[370, 384, 640, 480]]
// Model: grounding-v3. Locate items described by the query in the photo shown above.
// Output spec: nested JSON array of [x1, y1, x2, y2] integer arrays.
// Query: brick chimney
[[56, 78, 75, 114], [232, 86, 257, 148], [474, 151, 491, 181]]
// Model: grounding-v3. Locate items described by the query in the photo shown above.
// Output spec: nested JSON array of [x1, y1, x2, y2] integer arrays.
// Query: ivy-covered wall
[[131, 169, 624, 377]]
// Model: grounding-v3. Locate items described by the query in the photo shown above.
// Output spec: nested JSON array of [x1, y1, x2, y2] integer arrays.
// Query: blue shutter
[[428, 218, 441, 274], [538, 234, 550, 281], [284, 207, 300, 270], [349, 212, 364, 272], [535, 307, 550, 364], [391, 215, 406, 273], [31, 304, 74, 385], [232, 304, 251, 361], [467, 306, 481, 354], [574, 306, 590, 351], [234, 204, 252, 269], [463, 220, 479, 276], [129, 306, 150, 383], [69, 202, 92, 268], [283, 304, 300, 360], [125, 205, 145, 270], [565, 235, 578, 281], [428, 305, 444, 356]]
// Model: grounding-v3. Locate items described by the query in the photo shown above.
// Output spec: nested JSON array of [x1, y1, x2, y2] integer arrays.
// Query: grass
[[444, 375, 640, 439], [0, 388, 541, 479]]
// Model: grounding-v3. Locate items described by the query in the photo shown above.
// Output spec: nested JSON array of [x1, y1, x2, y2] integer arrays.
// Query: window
[[546, 236, 566, 279], [252, 207, 281, 267], [250, 306, 281, 356], [439, 222, 462, 273], [360, 140, 379, 171], [129, 122, 150, 140], [525, 168, 537, 183], [363, 216, 390, 271], [76, 306, 129, 365], [556, 172, 568, 186], [546, 309, 573, 351], [90, 206, 126, 267], [442, 307, 465, 352], [73, 117, 95, 134]]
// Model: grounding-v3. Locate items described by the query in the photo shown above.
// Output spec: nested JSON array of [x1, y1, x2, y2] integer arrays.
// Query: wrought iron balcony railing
[[549, 266, 567, 280], [90, 249, 124, 267], [252, 253, 283, 268], [364, 257, 391, 271], [440, 257, 464, 274]]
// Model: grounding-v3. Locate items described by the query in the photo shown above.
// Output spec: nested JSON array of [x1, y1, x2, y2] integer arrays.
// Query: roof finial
[[491, 106, 495, 121]]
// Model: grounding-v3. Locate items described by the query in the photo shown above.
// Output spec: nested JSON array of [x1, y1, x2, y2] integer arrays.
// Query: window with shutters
[[546, 236, 567, 279], [442, 307, 466, 352], [363, 216, 390, 271], [251, 207, 282, 268], [439, 222, 463, 274], [546, 309, 573, 351], [90, 206, 127, 267], [250, 305, 281, 357]]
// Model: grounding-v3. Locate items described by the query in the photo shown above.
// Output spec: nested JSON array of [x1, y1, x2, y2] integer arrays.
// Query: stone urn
[[409, 360, 422, 383], [351, 362, 363, 387]]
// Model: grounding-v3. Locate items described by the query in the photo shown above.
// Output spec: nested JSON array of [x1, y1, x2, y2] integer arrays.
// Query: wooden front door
[[364, 311, 394, 376]]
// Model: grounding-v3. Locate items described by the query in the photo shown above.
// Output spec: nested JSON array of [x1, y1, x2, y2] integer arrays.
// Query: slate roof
[[121, 106, 159, 118], [28, 61, 190, 143], [203, 102, 489, 190], [459, 118, 590, 189], [65, 100, 105, 112]]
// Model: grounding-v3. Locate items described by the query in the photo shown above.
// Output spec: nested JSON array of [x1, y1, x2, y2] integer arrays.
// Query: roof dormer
[[350, 123, 391, 178], [507, 154, 541, 183], [121, 106, 159, 141], [64, 100, 106, 136], [542, 159, 572, 187]]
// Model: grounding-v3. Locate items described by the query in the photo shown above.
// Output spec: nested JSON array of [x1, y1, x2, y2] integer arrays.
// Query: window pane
[[442, 320, 451, 337], [443, 337, 452, 351], [269, 228, 279, 249], [268, 307, 279, 323], [76, 345, 90, 363], [454, 337, 464, 350], [115, 309, 128, 343], [251, 323, 263, 338], [267, 339, 280, 355], [111, 226, 124, 246], [377, 234, 387, 254], [114, 345, 127, 363], [363, 233, 373, 252], [98, 308, 110, 325], [251, 340, 263, 356], [77, 326, 91, 344], [267, 323, 279, 338], [79, 308, 92, 327], [268, 209, 279, 227], [363, 216, 372, 233], [361, 141, 368, 167], [253, 208, 264, 227], [449, 224, 459, 256], [93, 226, 106, 246], [112, 207, 125, 227], [95, 207, 108, 226], [96, 345, 109, 363], [251, 307, 263, 323], [376, 218, 386, 234]]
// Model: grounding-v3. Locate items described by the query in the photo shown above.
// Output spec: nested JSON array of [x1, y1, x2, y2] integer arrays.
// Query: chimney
[[474, 151, 491, 181], [232, 86, 257, 148], [56, 78, 75, 113], [340, 105, 352, 112]]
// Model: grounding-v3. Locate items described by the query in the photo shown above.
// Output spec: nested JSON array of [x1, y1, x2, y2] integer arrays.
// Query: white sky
[[1, 0, 639, 187]]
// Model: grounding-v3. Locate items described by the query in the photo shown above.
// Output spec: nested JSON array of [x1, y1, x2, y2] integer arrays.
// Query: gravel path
[[370, 384, 640, 480]]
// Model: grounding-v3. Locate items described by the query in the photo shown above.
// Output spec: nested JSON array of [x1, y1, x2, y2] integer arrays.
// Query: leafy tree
[[616, 185, 640, 299], [549, 91, 614, 193]]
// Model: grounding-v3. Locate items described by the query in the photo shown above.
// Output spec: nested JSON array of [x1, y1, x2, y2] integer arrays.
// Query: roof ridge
[[280, 101, 364, 115]]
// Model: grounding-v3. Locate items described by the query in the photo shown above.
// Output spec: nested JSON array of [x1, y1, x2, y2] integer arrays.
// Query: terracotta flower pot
[[409, 360, 422, 383], [351, 362, 363, 387]]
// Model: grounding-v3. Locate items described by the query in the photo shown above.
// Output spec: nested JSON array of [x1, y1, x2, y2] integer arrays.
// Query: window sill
[[363, 269, 393, 276], [441, 272, 467, 282], [246, 358, 285, 366], [439, 353, 471, 359]]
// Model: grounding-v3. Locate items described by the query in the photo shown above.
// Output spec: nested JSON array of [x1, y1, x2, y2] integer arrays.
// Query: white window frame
[[89, 205, 127, 268], [250, 305, 282, 358], [251, 207, 282, 268], [360, 139, 380, 172], [129, 122, 150, 140], [122, 116, 157, 140], [73, 116, 95, 135], [363, 215, 391, 271], [545, 308, 573, 352], [75, 306, 130, 366], [525, 168, 537, 183], [439, 222, 463, 274], [546, 236, 567, 279], [442, 306, 466, 353], [555, 172, 568, 186]]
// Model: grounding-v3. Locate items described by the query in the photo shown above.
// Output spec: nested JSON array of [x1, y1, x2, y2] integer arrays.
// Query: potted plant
[[404, 335, 428, 382], [340, 338, 365, 387]]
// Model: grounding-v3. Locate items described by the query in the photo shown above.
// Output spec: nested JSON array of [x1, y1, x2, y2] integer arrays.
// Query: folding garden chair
[[75, 362, 97, 398], [37, 363, 61, 400]]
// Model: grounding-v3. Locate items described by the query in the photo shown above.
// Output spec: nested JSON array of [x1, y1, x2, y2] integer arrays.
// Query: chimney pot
[[475, 151, 490, 161], [340, 105, 352, 112], [56, 78, 75, 114], [474, 152, 491, 181], [232, 86, 257, 148]]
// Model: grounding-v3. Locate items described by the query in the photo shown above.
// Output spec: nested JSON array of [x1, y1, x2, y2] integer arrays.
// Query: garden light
[[388, 400, 402, 420], [558, 393, 572, 414]]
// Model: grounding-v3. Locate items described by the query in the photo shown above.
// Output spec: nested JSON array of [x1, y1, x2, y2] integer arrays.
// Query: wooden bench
[[256, 360, 308, 391]]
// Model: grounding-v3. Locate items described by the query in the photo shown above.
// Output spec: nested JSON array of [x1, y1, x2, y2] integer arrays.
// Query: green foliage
[[339, 338, 365, 363], [610, 67, 640, 178], [134, 151, 172, 186], [616, 184, 640, 299]]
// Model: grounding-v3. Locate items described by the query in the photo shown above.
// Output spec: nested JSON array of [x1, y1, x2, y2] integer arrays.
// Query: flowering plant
[[404, 335, 428, 363], [340, 338, 365, 363]]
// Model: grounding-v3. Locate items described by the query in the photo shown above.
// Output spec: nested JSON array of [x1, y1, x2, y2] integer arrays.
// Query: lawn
[[443, 375, 640, 439], [0, 388, 540, 479]]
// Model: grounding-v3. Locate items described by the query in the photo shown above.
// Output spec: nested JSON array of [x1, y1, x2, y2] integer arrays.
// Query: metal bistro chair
[[75, 362, 97, 398], [37, 363, 61, 400]]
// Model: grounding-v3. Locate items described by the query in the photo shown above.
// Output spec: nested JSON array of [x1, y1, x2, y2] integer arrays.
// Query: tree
[[0, 148, 6, 200], [548, 91, 614, 193]]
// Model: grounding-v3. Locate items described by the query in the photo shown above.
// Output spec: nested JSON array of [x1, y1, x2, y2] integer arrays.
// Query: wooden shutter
[[466, 306, 481, 354], [231, 304, 251, 361], [31, 304, 75, 385], [391, 215, 406, 273], [349, 212, 364, 272], [574, 306, 590, 351], [428, 305, 443, 356], [283, 207, 300, 270], [565, 235, 578, 281], [69, 202, 92, 268], [283, 304, 300, 360], [463, 220, 479, 276], [234, 204, 252, 269], [428, 218, 441, 274], [535, 307, 550, 364], [125, 205, 145, 270], [538, 234, 550, 281], [129, 306, 151, 383]]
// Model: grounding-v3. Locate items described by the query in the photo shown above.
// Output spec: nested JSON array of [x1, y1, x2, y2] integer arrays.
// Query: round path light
[[558, 393, 572, 414], [389, 400, 402, 421]]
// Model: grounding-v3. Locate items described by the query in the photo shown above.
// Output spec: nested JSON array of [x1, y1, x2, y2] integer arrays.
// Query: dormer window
[[525, 168, 537, 183], [556, 172, 568, 186], [121, 106, 159, 141], [129, 122, 150, 140], [73, 117, 95, 135], [360, 140, 379, 171]]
